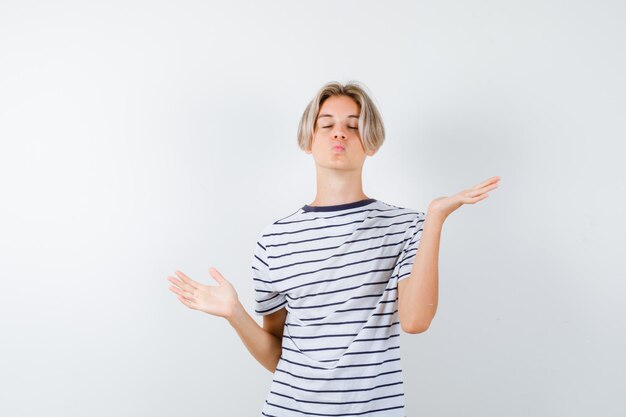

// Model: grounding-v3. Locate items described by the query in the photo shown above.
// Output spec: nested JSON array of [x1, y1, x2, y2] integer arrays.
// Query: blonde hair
[[297, 80, 385, 154]]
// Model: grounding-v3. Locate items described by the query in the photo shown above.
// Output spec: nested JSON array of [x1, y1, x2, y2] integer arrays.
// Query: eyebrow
[[317, 114, 359, 120]]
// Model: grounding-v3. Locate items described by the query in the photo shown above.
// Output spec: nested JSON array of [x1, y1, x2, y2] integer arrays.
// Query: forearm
[[226, 302, 282, 373], [399, 211, 443, 332]]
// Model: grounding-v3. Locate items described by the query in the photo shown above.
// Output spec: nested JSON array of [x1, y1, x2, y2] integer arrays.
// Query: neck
[[308, 166, 368, 206]]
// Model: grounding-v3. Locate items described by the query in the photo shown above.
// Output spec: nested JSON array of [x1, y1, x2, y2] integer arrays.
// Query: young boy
[[167, 80, 500, 416]]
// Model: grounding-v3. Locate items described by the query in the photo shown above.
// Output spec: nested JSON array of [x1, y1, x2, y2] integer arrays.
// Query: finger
[[463, 184, 497, 198], [169, 287, 195, 301], [208, 267, 227, 285], [469, 182, 499, 198], [169, 285, 195, 301], [167, 276, 183, 287], [470, 176, 500, 190], [175, 271, 199, 289], [471, 176, 500, 190], [178, 295, 197, 310], [485, 182, 499, 192], [167, 276, 195, 293], [464, 189, 483, 198], [466, 193, 489, 203], [471, 182, 499, 195]]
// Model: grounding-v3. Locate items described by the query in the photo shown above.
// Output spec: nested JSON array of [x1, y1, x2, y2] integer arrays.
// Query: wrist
[[226, 300, 245, 325], [426, 209, 446, 225]]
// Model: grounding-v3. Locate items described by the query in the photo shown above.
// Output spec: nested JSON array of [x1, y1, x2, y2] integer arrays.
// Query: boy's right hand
[[167, 267, 239, 319]]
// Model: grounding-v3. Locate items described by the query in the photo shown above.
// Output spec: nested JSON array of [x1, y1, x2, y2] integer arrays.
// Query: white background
[[1, 0, 625, 416]]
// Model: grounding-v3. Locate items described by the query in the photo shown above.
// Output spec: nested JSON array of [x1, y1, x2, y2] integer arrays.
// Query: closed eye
[[323, 126, 358, 130]]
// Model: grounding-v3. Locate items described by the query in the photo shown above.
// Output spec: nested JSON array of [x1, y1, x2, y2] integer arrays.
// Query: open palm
[[167, 268, 238, 318], [429, 175, 500, 220]]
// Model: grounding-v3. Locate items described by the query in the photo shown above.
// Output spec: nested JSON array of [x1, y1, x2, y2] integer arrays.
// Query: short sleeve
[[251, 231, 288, 316], [397, 212, 426, 282]]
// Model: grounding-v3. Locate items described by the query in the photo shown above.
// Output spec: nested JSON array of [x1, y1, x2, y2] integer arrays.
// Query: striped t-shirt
[[252, 198, 426, 416]]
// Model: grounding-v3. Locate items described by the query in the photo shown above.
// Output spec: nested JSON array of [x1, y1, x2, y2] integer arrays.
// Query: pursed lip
[[332, 145, 345, 151]]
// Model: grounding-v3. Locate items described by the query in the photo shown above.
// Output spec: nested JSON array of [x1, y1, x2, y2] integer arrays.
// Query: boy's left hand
[[428, 175, 500, 221]]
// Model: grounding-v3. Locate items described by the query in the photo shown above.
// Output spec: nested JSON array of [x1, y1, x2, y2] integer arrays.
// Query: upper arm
[[396, 212, 426, 282], [396, 212, 426, 333], [263, 306, 287, 340], [252, 230, 288, 316], [397, 278, 417, 333]]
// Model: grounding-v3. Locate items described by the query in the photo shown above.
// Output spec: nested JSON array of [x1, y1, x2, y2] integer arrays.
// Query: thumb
[[209, 267, 228, 285]]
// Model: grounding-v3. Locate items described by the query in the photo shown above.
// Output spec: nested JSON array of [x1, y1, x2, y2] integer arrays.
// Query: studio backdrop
[[0, 0, 624, 416]]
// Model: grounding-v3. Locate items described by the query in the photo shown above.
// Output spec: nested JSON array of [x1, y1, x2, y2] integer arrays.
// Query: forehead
[[317, 95, 360, 120]]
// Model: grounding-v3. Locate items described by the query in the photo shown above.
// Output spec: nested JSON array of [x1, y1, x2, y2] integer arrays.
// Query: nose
[[333, 130, 347, 140]]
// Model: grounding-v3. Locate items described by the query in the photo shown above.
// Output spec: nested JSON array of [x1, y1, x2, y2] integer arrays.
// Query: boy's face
[[306, 95, 375, 171]]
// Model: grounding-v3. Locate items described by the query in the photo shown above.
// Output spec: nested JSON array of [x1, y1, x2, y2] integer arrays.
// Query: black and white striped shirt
[[252, 198, 425, 416]]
